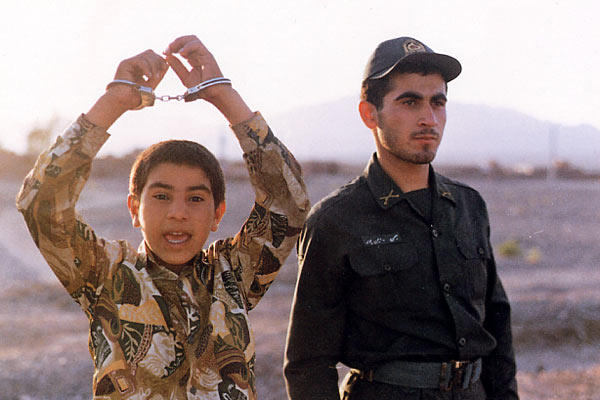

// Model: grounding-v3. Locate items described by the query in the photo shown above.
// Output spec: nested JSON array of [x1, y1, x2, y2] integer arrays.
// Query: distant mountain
[[267, 96, 600, 170]]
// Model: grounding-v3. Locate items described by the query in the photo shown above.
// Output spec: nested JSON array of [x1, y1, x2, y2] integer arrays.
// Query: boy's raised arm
[[86, 49, 168, 129], [14, 50, 169, 310], [164, 35, 253, 126]]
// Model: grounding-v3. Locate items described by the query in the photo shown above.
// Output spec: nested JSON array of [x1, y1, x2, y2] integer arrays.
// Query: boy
[[17, 35, 309, 399]]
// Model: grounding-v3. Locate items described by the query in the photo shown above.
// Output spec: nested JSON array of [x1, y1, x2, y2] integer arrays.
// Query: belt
[[353, 358, 482, 391]]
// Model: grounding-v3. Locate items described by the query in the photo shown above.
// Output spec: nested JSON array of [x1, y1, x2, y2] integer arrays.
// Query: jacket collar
[[363, 153, 456, 210]]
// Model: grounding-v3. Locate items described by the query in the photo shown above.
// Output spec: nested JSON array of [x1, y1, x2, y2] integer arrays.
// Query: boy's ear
[[211, 201, 227, 232], [358, 100, 379, 130], [127, 194, 141, 228]]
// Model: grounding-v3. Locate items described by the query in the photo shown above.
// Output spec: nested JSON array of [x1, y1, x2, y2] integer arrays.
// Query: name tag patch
[[362, 233, 402, 247]]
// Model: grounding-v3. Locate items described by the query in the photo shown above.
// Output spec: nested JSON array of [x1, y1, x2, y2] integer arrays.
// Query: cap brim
[[369, 52, 462, 82]]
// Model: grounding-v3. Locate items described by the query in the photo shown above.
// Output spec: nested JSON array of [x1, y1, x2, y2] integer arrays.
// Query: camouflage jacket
[[17, 112, 309, 399]]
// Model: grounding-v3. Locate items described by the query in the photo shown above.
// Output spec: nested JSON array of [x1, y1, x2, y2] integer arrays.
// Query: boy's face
[[127, 162, 226, 270]]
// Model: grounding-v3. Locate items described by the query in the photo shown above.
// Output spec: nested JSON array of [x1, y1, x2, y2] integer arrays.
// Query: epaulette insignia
[[379, 189, 401, 206]]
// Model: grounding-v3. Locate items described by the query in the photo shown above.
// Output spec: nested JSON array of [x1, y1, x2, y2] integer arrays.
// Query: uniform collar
[[363, 153, 456, 210], [138, 241, 196, 278]]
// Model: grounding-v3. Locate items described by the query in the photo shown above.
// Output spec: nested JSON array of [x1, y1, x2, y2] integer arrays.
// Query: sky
[[1, 0, 598, 157]]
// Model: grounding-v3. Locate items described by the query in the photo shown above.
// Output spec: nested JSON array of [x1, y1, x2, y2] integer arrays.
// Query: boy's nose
[[167, 199, 189, 220]]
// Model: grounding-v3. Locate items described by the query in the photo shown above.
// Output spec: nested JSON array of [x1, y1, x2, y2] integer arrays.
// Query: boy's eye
[[153, 193, 169, 201], [189, 195, 205, 203], [402, 99, 416, 106]]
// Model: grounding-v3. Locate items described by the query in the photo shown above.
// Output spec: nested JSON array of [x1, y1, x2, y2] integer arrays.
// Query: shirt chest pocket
[[456, 236, 490, 303], [347, 237, 419, 310]]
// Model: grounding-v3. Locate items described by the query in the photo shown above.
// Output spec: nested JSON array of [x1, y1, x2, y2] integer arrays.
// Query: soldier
[[285, 36, 518, 400]]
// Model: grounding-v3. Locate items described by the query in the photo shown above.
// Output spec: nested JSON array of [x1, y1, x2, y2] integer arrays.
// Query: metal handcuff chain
[[106, 78, 232, 110]]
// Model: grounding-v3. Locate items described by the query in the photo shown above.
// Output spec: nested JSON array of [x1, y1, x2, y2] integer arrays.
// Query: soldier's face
[[372, 72, 447, 165]]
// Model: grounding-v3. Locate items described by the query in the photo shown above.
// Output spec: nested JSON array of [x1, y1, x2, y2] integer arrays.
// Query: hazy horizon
[[1, 0, 598, 157]]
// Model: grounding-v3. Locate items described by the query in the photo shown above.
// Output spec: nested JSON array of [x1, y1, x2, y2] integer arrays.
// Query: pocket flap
[[348, 240, 418, 276], [457, 237, 491, 259]]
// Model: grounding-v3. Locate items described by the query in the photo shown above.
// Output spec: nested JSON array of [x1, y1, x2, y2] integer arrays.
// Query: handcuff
[[106, 77, 232, 110]]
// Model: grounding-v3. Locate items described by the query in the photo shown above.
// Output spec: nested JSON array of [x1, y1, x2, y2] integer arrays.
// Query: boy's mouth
[[165, 232, 191, 244]]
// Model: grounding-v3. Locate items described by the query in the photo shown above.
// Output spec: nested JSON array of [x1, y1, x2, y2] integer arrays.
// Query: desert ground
[[1, 166, 599, 399]]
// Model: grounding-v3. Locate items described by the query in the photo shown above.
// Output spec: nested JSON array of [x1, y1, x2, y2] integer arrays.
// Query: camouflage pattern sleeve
[[16, 114, 123, 315], [212, 112, 310, 310]]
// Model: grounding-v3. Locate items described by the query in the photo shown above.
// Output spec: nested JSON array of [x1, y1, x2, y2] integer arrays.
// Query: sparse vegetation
[[526, 247, 542, 264], [497, 238, 523, 258], [497, 240, 544, 263]]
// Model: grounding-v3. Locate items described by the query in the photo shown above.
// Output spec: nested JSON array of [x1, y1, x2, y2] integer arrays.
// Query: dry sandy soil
[[1, 168, 599, 399]]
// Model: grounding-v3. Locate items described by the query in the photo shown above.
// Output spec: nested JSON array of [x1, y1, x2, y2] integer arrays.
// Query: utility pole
[[547, 125, 559, 181], [218, 128, 227, 161]]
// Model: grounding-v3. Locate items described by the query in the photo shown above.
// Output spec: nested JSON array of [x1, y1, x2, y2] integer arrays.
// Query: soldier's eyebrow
[[394, 91, 423, 101], [431, 93, 448, 103], [394, 91, 448, 103]]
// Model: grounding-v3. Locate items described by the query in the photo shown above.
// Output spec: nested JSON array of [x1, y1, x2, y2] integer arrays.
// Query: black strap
[[356, 358, 482, 390]]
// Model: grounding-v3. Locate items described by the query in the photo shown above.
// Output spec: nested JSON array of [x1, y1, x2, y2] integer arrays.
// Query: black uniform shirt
[[284, 155, 518, 400]]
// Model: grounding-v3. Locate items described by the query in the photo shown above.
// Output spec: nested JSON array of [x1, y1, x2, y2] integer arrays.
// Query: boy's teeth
[[166, 232, 188, 244]]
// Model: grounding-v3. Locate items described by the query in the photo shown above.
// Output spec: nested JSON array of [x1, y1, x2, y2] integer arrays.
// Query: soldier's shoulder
[[306, 175, 368, 226]]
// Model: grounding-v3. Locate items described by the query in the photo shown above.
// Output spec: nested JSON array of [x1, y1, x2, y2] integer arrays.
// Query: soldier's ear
[[359, 100, 379, 130]]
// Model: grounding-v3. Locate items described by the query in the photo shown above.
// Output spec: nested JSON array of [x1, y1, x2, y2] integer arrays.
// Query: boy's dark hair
[[360, 62, 447, 110], [129, 140, 225, 208]]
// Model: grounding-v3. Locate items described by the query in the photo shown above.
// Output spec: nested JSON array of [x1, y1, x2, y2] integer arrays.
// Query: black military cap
[[363, 37, 462, 82]]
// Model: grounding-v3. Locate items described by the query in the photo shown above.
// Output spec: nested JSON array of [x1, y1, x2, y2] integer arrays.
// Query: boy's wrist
[[85, 89, 135, 129], [205, 87, 253, 126], [104, 84, 144, 110], [203, 85, 237, 107]]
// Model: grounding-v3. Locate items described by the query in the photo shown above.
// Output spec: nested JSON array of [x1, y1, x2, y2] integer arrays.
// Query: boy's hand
[[164, 35, 253, 125], [164, 35, 231, 104], [86, 50, 168, 129], [109, 50, 169, 111]]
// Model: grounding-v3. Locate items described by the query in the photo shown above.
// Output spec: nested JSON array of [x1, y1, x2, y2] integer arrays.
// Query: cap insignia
[[403, 39, 426, 54]]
